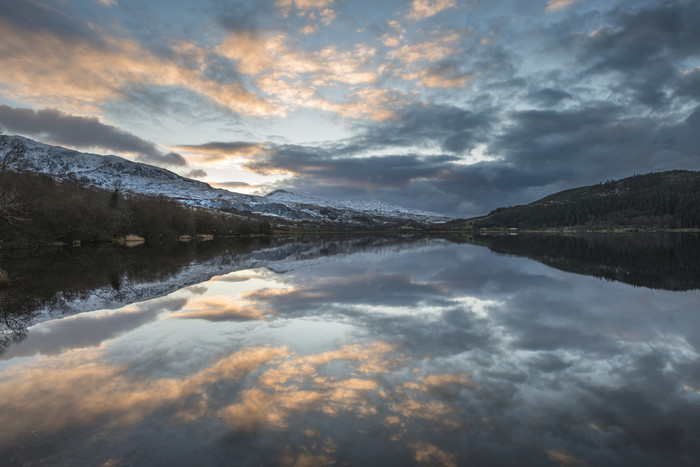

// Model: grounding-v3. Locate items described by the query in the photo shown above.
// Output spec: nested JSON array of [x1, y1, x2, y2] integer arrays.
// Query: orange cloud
[[294, 0, 334, 9], [546, 0, 581, 12], [546, 449, 588, 466], [218, 341, 395, 431], [422, 373, 475, 390], [0, 345, 286, 447], [388, 32, 473, 89], [216, 31, 392, 120], [174, 142, 269, 163], [0, 18, 277, 118], [0, 334, 473, 465], [172, 296, 275, 321], [276, 0, 335, 13], [410, 441, 458, 467], [400, 69, 475, 88], [406, 0, 457, 21], [320, 8, 337, 26], [389, 33, 462, 64]]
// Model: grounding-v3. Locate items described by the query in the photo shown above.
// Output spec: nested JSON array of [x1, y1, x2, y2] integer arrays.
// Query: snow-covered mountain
[[264, 189, 448, 223], [13, 136, 451, 226]]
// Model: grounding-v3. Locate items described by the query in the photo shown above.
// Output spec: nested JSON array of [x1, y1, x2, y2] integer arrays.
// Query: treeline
[[475, 170, 700, 229], [0, 171, 271, 248]]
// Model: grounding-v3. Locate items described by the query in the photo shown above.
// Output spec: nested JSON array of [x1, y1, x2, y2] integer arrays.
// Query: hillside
[[470, 171, 700, 230], [0, 170, 271, 248], [3, 136, 449, 229]]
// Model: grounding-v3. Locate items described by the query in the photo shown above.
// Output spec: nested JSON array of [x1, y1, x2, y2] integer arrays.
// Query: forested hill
[[472, 170, 700, 230]]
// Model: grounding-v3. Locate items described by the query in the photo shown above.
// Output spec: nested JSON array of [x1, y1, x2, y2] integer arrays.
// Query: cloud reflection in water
[[1, 239, 699, 466]]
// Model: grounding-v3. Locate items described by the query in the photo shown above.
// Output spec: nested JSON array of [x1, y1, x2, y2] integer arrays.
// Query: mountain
[[467, 170, 700, 230], [10, 136, 450, 228], [264, 189, 448, 224]]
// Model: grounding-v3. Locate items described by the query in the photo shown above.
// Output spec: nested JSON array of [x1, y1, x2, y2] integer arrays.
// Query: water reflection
[[466, 232, 700, 291], [1, 236, 700, 465]]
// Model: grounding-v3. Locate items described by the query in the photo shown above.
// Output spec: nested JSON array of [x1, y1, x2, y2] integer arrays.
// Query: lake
[[1, 234, 700, 466]]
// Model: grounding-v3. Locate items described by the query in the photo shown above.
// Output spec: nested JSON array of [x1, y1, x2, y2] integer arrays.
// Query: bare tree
[[0, 188, 27, 226], [0, 128, 26, 175]]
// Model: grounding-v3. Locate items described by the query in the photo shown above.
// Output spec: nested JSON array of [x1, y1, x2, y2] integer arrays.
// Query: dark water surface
[[1, 234, 700, 466]]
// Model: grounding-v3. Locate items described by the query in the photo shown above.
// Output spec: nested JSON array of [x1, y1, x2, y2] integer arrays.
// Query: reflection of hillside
[[0, 239, 261, 353], [0, 235, 446, 354], [465, 233, 700, 291]]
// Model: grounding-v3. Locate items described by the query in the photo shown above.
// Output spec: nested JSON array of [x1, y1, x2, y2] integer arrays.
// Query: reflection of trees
[[0, 238, 270, 355], [0, 314, 28, 354], [0, 234, 437, 356], [0, 290, 30, 354], [464, 233, 700, 291]]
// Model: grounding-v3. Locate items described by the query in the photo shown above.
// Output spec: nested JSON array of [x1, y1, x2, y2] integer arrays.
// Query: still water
[[1, 235, 700, 466]]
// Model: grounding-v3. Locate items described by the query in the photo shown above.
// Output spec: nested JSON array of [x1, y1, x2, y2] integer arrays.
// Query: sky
[[0, 0, 699, 217]]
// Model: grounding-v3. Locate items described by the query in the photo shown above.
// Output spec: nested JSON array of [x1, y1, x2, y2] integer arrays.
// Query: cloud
[[387, 31, 475, 88], [293, 0, 334, 9], [677, 68, 700, 100], [406, 0, 456, 21], [546, 0, 580, 12], [211, 181, 251, 188], [0, 105, 187, 166], [172, 296, 274, 322], [0, 3, 276, 117], [581, 1, 700, 108], [526, 88, 573, 106], [215, 31, 387, 119], [175, 141, 268, 163], [243, 147, 458, 185], [389, 32, 462, 65], [353, 103, 493, 155], [0, 0, 105, 47], [319, 8, 336, 25], [183, 103, 495, 214], [184, 169, 208, 179], [299, 24, 318, 35], [275, 0, 334, 15]]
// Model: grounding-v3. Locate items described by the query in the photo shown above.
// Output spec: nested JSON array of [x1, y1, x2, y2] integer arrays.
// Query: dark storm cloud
[[258, 144, 573, 215], [0, 105, 187, 166], [252, 96, 696, 215], [353, 103, 493, 155], [581, 1, 700, 108], [485, 102, 700, 193], [247, 146, 458, 187], [490, 104, 627, 169]]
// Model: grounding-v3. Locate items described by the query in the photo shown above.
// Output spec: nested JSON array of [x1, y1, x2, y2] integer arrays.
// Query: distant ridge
[[6, 135, 450, 228], [469, 170, 700, 230]]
